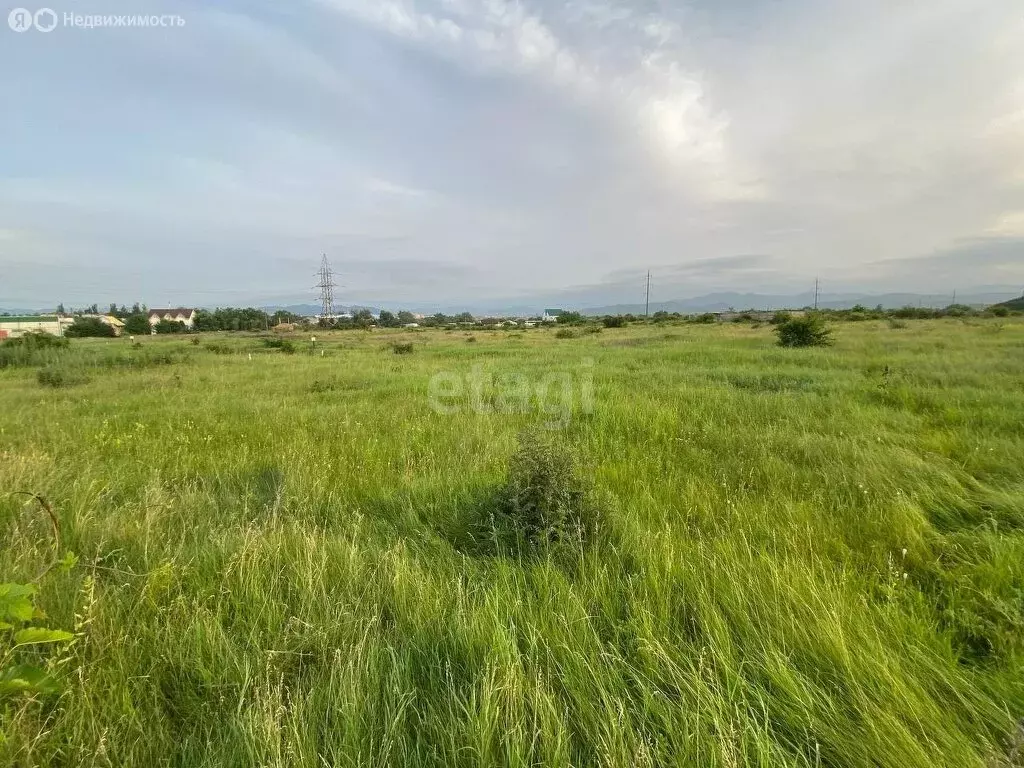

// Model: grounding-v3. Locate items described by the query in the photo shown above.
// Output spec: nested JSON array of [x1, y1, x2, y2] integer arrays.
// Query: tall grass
[[0, 320, 1022, 766]]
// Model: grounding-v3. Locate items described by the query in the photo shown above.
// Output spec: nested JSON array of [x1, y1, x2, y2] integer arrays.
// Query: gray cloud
[[1, 0, 1022, 308]]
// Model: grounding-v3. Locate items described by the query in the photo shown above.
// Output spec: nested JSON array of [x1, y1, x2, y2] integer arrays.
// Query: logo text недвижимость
[[8, 8, 185, 32]]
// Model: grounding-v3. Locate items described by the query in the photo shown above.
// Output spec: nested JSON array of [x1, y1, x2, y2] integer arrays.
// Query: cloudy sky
[[1, 0, 1023, 309]]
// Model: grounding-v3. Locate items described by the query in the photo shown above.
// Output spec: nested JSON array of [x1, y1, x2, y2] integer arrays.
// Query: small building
[[542, 309, 564, 323], [0, 315, 73, 338], [148, 308, 197, 329]]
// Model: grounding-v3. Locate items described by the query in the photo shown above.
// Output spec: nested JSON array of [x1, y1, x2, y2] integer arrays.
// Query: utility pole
[[814, 278, 819, 310], [314, 253, 337, 321], [645, 271, 651, 318]]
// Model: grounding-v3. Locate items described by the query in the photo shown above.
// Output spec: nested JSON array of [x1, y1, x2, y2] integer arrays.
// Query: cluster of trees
[[63, 317, 117, 338], [55, 302, 145, 318], [193, 308, 301, 332]]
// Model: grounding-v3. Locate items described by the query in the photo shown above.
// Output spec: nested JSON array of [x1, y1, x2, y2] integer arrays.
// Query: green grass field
[[2, 319, 1023, 767]]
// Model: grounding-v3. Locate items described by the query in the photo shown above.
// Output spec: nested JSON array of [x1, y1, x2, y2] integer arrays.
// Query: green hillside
[[994, 296, 1024, 311]]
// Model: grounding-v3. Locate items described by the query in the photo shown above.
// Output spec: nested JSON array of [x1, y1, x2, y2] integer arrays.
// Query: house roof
[[148, 308, 195, 318], [0, 315, 59, 323]]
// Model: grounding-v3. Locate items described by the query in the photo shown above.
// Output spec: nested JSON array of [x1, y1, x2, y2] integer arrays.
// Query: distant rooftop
[[0, 315, 59, 323]]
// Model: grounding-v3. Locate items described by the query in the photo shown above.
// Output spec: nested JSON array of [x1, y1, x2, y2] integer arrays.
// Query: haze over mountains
[[6, 287, 1021, 319], [261, 288, 1021, 318]]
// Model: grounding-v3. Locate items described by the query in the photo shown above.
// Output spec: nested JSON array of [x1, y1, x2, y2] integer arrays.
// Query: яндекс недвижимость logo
[[8, 8, 184, 32]]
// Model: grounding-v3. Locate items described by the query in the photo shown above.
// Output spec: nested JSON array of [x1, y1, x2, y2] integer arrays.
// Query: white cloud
[[316, 0, 745, 197]]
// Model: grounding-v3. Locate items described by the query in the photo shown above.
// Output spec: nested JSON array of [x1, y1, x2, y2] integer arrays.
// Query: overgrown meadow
[[1, 319, 1023, 767]]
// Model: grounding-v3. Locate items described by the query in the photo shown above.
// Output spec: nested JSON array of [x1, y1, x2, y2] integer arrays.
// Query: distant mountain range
[[5, 291, 1021, 319], [264, 304, 381, 317], [258, 290, 1023, 318], [580, 291, 1023, 316]]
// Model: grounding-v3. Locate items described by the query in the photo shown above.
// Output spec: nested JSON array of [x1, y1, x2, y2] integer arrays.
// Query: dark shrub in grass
[[554, 328, 577, 339], [37, 367, 89, 388], [775, 315, 833, 347], [495, 429, 603, 553], [770, 310, 792, 325], [64, 317, 116, 338], [261, 338, 295, 354], [153, 319, 188, 334], [602, 315, 627, 328], [392, 342, 414, 355]]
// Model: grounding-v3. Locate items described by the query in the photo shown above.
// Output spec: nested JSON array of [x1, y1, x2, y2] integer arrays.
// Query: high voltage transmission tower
[[314, 253, 337, 320]]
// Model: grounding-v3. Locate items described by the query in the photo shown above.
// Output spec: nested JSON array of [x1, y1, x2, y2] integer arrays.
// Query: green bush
[[123, 314, 151, 336], [37, 367, 89, 388], [554, 329, 577, 339], [775, 315, 833, 347], [64, 317, 116, 338], [392, 342, 414, 355], [153, 319, 187, 334], [602, 315, 627, 328], [692, 313, 718, 324], [495, 430, 603, 552], [261, 338, 295, 354], [555, 311, 585, 325], [0, 333, 70, 369]]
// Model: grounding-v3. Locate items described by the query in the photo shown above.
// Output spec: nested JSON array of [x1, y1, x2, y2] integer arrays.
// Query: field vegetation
[[1, 318, 1023, 766]]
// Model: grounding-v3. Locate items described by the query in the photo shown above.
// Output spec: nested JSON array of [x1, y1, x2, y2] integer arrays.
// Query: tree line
[[40, 299, 1024, 339]]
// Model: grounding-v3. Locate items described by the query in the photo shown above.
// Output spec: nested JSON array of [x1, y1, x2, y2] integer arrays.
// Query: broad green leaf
[[1, 596, 34, 622], [0, 584, 36, 599], [0, 583, 36, 623], [0, 621, 12, 630], [0, 586, 36, 622], [13, 628, 75, 646], [0, 664, 60, 697]]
